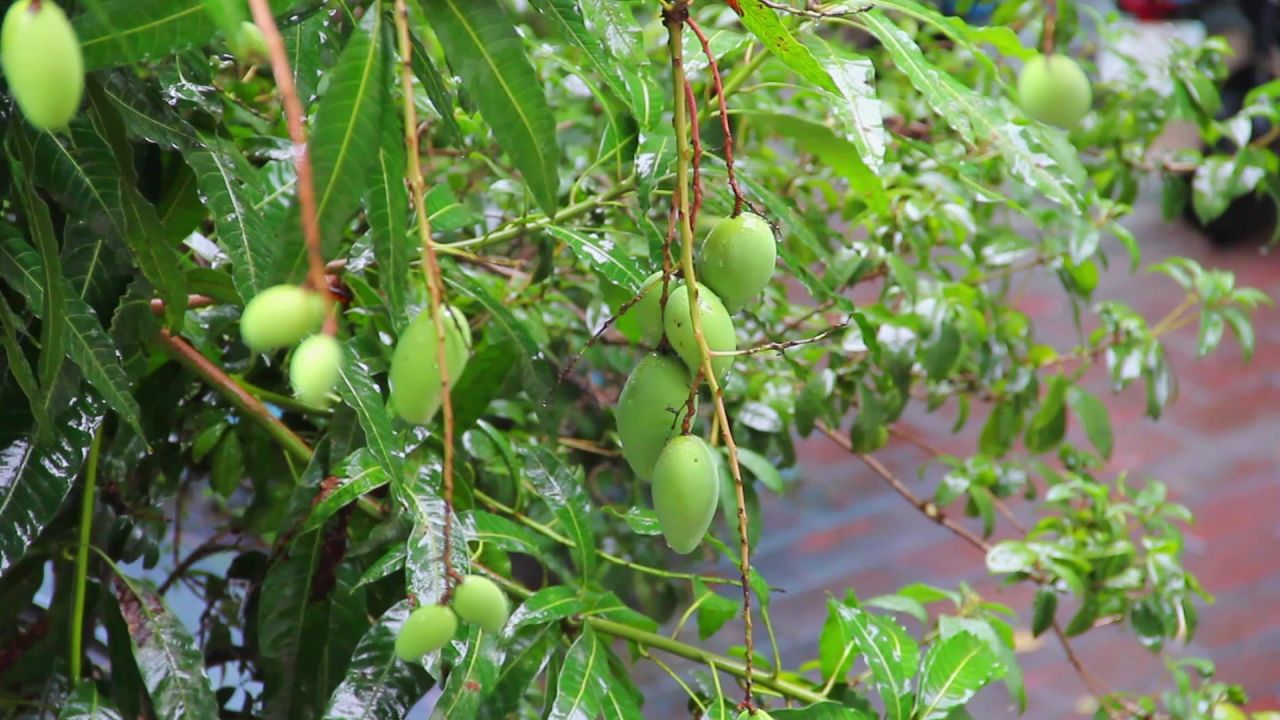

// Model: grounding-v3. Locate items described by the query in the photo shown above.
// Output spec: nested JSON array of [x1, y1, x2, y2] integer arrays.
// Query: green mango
[[239, 285, 328, 352], [394, 604, 457, 662], [452, 575, 510, 634], [1, 0, 83, 130], [389, 305, 471, 425], [289, 334, 343, 407], [619, 271, 670, 347], [652, 435, 719, 554], [617, 353, 695, 479], [698, 212, 776, 313], [1017, 54, 1092, 130], [663, 283, 736, 380]]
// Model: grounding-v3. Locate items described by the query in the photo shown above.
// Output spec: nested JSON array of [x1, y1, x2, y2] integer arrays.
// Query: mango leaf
[[305, 450, 391, 532], [1067, 386, 1113, 459], [367, 114, 412, 324], [1023, 375, 1067, 454], [528, 0, 629, 105], [422, 0, 561, 216], [403, 473, 472, 604], [444, 271, 554, 400], [0, 294, 47, 435], [914, 631, 999, 719], [258, 530, 329, 719], [523, 447, 595, 581], [335, 352, 403, 480], [938, 615, 1022, 711], [809, 42, 887, 174], [0, 238, 144, 437], [0, 394, 104, 578], [406, 26, 465, 147], [75, 0, 216, 70], [112, 575, 219, 719], [322, 601, 433, 719], [277, 12, 388, 281], [736, 0, 837, 93], [479, 625, 556, 720], [858, 11, 1082, 210], [694, 580, 738, 641], [839, 606, 918, 720], [468, 510, 545, 558], [59, 681, 124, 720], [430, 627, 502, 718], [543, 225, 645, 292], [318, 566, 371, 707], [549, 627, 607, 720], [507, 585, 589, 633], [187, 137, 274, 300], [772, 704, 877, 719]]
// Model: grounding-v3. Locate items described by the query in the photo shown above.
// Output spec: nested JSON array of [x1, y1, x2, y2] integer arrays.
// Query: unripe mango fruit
[[394, 604, 457, 662], [663, 283, 736, 380], [652, 435, 720, 554], [289, 335, 342, 407], [617, 353, 695, 479], [621, 271, 670, 347], [452, 575, 509, 634], [1, 0, 83, 130], [698, 213, 776, 313], [1017, 54, 1092, 130], [388, 305, 470, 425], [230, 21, 268, 63], [239, 285, 328, 352]]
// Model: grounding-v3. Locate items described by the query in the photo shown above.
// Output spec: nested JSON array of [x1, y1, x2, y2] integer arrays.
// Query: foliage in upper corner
[[0, 0, 1272, 719]]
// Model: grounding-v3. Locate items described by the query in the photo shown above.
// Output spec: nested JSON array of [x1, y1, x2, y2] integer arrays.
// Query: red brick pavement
[[633, 202, 1280, 717]]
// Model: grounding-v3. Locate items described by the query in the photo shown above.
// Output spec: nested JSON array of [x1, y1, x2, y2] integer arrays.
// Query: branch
[[394, 0, 462, 593], [246, 0, 327, 293], [156, 330, 312, 463], [687, 16, 745, 215], [666, 8, 758, 709]]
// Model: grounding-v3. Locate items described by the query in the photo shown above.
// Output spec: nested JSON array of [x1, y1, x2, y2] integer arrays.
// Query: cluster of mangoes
[[240, 284, 343, 406], [1, 0, 83, 131], [616, 212, 777, 554], [394, 574, 510, 661]]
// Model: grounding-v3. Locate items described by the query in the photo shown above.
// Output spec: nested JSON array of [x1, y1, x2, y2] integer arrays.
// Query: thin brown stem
[[685, 82, 704, 227], [394, 0, 462, 594], [717, 315, 852, 357], [686, 16, 744, 215], [667, 8, 757, 709], [156, 330, 312, 462], [1042, 0, 1058, 55], [246, 0, 327, 295]]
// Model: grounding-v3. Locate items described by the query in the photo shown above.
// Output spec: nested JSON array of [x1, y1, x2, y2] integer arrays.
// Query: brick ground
[[634, 200, 1280, 717]]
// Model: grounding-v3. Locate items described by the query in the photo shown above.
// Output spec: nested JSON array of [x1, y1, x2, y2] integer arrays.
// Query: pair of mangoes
[[615, 213, 777, 555], [240, 284, 343, 407], [394, 575, 510, 661], [1, 0, 83, 130]]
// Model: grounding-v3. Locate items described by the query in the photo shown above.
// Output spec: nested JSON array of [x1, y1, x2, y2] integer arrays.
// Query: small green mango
[[394, 604, 457, 662], [663, 283, 736, 380], [289, 335, 343, 407], [620, 271, 671, 347], [652, 435, 719, 555], [1, 0, 83, 130], [452, 575, 510, 634], [698, 212, 776, 313], [1017, 54, 1092, 130], [239, 285, 328, 352], [230, 21, 268, 63], [389, 305, 471, 425], [617, 353, 695, 479]]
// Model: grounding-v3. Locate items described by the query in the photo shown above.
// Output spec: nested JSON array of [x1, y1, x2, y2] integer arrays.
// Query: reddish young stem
[[687, 16, 745, 216], [245, 0, 328, 296], [685, 82, 704, 228]]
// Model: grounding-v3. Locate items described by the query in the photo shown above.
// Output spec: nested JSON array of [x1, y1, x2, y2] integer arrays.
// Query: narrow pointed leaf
[[112, 575, 219, 719], [323, 602, 433, 720], [549, 627, 606, 720], [335, 353, 403, 480], [187, 137, 274, 300], [528, 0, 629, 105], [422, 0, 561, 216], [543, 225, 645, 292], [59, 681, 124, 720], [838, 606, 918, 720], [915, 631, 999, 719], [366, 113, 411, 323], [430, 627, 502, 719], [0, 394, 105, 578]]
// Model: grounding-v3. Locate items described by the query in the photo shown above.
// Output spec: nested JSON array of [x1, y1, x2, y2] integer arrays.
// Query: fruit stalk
[[245, 0, 327, 295], [686, 15, 745, 216], [665, 6, 757, 709], [394, 0, 462, 591], [68, 425, 102, 682]]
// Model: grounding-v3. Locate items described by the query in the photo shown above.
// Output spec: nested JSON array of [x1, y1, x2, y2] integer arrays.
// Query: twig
[[686, 16, 745, 215], [157, 330, 312, 462], [394, 0, 463, 594], [667, 8, 757, 710], [1042, 0, 1058, 55], [159, 533, 238, 594], [685, 82, 704, 228], [246, 0, 327, 294], [716, 315, 852, 357]]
